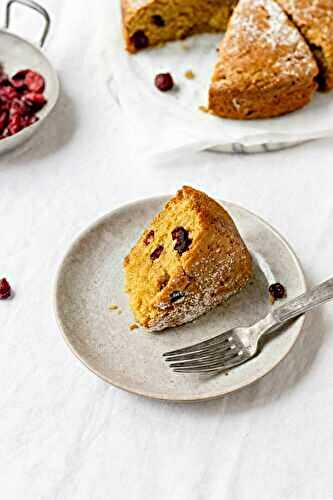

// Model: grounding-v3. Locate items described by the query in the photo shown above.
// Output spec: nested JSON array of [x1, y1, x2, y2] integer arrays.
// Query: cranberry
[[10, 98, 29, 116], [0, 65, 46, 140], [151, 14, 165, 27], [169, 291, 184, 303], [0, 111, 8, 134], [8, 114, 23, 135], [12, 69, 45, 93], [131, 30, 149, 50], [0, 86, 17, 101], [25, 70, 45, 93], [269, 283, 286, 301], [154, 73, 174, 92], [171, 227, 192, 255], [150, 245, 164, 261], [144, 230, 155, 245], [0, 278, 11, 300], [11, 69, 29, 90], [23, 92, 47, 111]]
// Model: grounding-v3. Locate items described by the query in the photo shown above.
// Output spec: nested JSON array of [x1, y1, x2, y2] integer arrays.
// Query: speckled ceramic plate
[[54, 196, 306, 402]]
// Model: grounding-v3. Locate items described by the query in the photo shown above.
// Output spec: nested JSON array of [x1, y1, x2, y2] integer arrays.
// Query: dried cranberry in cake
[[169, 291, 185, 303], [172, 227, 192, 255], [0, 278, 11, 299], [131, 30, 149, 50], [144, 230, 155, 245], [269, 283, 286, 302], [154, 73, 174, 92], [150, 245, 164, 261], [151, 14, 165, 27]]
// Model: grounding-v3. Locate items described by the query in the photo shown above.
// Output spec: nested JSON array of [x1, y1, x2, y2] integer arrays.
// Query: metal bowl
[[0, 0, 60, 154]]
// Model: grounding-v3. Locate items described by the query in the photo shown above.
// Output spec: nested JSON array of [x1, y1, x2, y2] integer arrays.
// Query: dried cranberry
[[154, 73, 174, 92], [12, 70, 45, 93], [8, 114, 23, 135], [169, 291, 184, 303], [0, 110, 8, 134], [10, 98, 29, 116], [0, 76, 11, 87], [0, 86, 17, 101], [269, 283, 286, 301], [0, 278, 11, 300], [11, 69, 29, 90], [144, 230, 155, 245], [131, 30, 149, 50], [151, 14, 165, 27], [150, 245, 164, 261], [171, 227, 192, 255], [21, 115, 39, 128], [25, 70, 45, 93], [23, 92, 47, 111]]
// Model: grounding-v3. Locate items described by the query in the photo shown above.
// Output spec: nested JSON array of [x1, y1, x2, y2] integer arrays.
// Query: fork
[[163, 277, 333, 374]]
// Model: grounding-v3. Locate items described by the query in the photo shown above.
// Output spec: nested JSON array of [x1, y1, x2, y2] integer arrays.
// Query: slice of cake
[[124, 186, 252, 331], [121, 0, 237, 53], [208, 0, 319, 119], [276, 0, 333, 90]]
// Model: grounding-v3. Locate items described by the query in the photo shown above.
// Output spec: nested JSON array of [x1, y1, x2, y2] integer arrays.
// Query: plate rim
[[54, 195, 307, 402]]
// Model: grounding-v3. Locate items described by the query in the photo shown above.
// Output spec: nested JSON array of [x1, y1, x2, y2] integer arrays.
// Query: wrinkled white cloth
[[108, 2, 333, 163], [1, 1, 333, 499]]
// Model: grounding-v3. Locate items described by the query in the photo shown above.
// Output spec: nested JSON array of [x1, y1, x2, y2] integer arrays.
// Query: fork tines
[[163, 330, 248, 373]]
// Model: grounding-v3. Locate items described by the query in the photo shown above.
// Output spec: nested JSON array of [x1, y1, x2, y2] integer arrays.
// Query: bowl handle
[[5, 0, 50, 47]]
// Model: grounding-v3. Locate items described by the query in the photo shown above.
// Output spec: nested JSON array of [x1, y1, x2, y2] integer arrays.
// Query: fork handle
[[272, 277, 333, 325]]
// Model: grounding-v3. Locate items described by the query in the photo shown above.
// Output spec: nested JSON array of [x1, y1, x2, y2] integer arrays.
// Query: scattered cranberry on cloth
[[0, 278, 11, 300], [0, 65, 47, 140]]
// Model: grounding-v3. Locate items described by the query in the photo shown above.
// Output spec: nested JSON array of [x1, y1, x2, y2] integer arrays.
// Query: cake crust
[[208, 0, 319, 119], [124, 186, 252, 331]]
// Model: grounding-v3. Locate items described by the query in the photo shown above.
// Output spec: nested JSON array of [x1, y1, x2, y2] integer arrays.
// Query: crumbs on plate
[[129, 323, 139, 331], [184, 70, 195, 80]]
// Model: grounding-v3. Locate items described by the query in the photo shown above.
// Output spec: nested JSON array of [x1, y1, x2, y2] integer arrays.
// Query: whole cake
[[124, 186, 252, 331], [276, 0, 333, 90], [121, 0, 333, 119], [208, 0, 319, 119], [122, 0, 237, 53]]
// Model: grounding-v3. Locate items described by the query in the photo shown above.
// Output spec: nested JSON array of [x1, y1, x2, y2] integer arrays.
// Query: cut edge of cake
[[121, 0, 237, 53]]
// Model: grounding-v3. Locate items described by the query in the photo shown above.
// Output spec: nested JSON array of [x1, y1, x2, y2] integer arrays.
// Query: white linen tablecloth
[[1, 1, 333, 499]]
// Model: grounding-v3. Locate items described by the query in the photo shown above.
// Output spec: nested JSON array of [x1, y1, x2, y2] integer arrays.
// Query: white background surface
[[1, 1, 333, 499]]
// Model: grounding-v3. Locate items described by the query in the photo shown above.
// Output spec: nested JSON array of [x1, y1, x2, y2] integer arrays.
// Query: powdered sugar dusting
[[147, 248, 252, 332], [231, 0, 299, 49], [226, 0, 317, 78]]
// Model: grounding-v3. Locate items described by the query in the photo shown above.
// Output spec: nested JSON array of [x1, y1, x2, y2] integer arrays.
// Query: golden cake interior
[[123, 0, 237, 52], [124, 191, 199, 325]]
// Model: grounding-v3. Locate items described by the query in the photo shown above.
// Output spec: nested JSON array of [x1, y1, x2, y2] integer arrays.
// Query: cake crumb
[[199, 105, 209, 113], [129, 323, 139, 331], [117, 308, 123, 315], [108, 303, 119, 311], [180, 41, 190, 51], [184, 70, 195, 80]]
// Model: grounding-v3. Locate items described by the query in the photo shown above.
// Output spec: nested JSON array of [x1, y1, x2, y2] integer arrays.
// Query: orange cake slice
[[276, 0, 333, 90], [208, 0, 319, 119], [124, 186, 252, 331]]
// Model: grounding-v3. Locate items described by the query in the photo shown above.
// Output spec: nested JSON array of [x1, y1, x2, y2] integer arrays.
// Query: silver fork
[[163, 277, 333, 374]]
